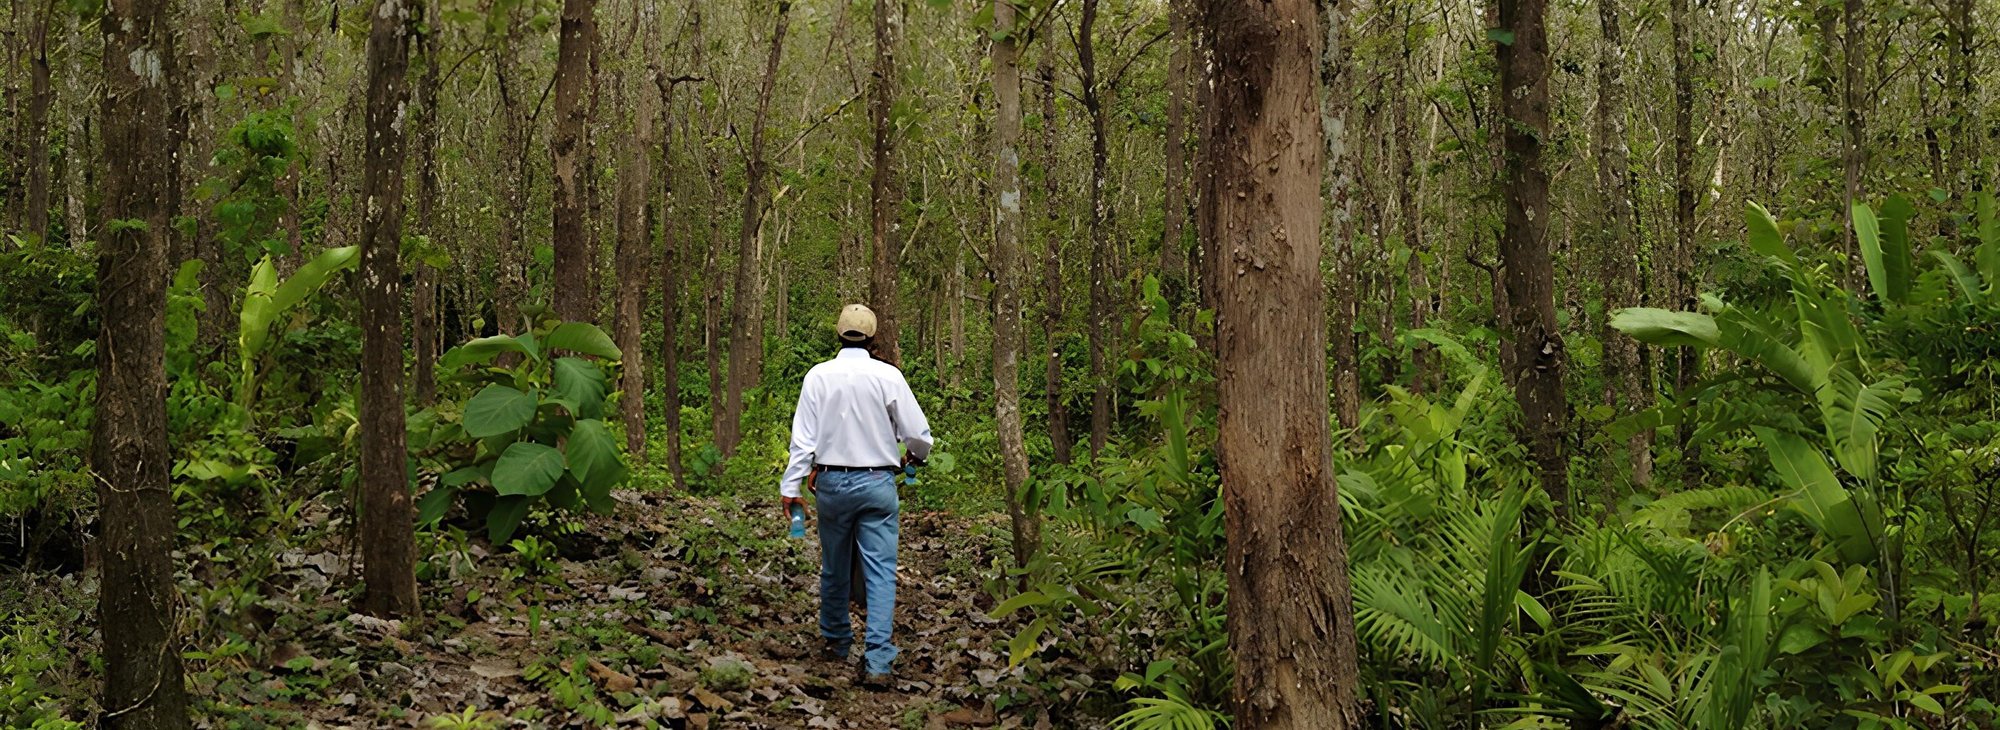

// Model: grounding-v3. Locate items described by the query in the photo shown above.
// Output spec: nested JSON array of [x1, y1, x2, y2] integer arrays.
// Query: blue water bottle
[[789, 503, 807, 538]]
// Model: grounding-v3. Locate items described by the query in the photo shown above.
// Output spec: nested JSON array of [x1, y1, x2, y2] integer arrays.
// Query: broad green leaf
[[1978, 192, 2000, 286], [270, 245, 359, 313], [486, 494, 532, 543], [1744, 202, 1796, 265], [1609, 308, 1719, 348], [552, 357, 608, 420], [440, 335, 532, 372], [1817, 372, 1900, 482], [988, 590, 1048, 619], [929, 451, 957, 473], [1754, 427, 1876, 562], [440, 461, 493, 488], [544, 322, 622, 360], [565, 419, 626, 495], [1716, 310, 1814, 395], [416, 487, 456, 526], [1854, 198, 1914, 304], [494, 442, 565, 497], [462, 385, 537, 438]]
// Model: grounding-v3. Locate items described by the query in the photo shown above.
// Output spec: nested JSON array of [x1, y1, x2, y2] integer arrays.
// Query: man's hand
[[781, 495, 810, 520]]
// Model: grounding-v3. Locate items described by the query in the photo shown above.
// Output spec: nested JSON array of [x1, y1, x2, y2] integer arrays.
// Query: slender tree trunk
[[22, 0, 50, 242], [1205, 0, 1361, 724], [657, 74, 690, 490], [1838, 0, 1863, 274], [492, 19, 529, 335], [1320, 0, 1360, 436], [719, 2, 791, 456], [867, 0, 902, 362], [357, 0, 418, 619], [1160, 0, 1192, 304], [1596, 0, 1651, 494], [1080, 0, 1113, 458], [1037, 43, 1072, 465], [617, 68, 657, 461], [1945, 0, 1977, 193], [1496, 0, 1570, 516], [95, 0, 193, 721], [550, 0, 596, 322], [1393, 4, 1431, 392], [1670, 0, 1699, 472], [990, 0, 1036, 575], [59, 6, 87, 248], [410, 4, 441, 405]]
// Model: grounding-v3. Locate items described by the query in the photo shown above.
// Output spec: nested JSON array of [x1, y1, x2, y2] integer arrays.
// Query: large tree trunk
[[616, 66, 657, 462], [1320, 0, 1360, 436], [1037, 42, 1072, 465], [719, 2, 791, 456], [550, 0, 596, 322], [1205, 0, 1361, 725], [867, 0, 902, 362], [1838, 0, 1863, 278], [357, 0, 418, 619], [1159, 0, 1193, 304], [60, 7, 88, 248], [1080, 0, 1112, 458], [990, 0, 1037, 576], [410, 4, 442, 406], [95, 0, 194, 721], [22, 0, 50, 243], [1496, 0, 1569, 516], [1595, 0, 1651, 496]]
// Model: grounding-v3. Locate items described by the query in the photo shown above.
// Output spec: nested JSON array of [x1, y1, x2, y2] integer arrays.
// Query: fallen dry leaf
[[586, 658, 639, 693]]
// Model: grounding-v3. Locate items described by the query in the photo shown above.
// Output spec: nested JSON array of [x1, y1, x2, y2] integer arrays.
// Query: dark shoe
[[860, 669, 893, 689], [820, 639, 852, 662]]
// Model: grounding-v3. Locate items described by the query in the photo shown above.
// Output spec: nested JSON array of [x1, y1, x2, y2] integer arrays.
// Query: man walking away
[[781, 304, 934, 687]]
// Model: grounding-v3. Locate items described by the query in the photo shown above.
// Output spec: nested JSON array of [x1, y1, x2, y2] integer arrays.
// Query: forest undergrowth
[[6, 485, 1088, 729]]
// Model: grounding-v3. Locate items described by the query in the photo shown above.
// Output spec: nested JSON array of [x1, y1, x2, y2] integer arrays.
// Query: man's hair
[[836, 334, 875, 350]]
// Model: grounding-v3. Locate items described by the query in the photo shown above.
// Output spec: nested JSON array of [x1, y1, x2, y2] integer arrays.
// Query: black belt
[[816, 464, 897, 473]]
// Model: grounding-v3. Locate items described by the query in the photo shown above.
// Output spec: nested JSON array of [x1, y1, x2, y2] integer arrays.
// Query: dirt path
[[265, 489, 1049, 729]]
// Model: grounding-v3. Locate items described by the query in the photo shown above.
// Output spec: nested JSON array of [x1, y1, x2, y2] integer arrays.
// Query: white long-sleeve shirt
[[780, 348, 934, 498]]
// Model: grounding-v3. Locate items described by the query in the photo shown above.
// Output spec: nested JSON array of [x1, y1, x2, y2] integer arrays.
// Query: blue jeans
[[814, 469, 900, 674]]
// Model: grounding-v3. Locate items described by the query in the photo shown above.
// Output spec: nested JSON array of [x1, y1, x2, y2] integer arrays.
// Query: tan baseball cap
[[837, 304, 878, 342]]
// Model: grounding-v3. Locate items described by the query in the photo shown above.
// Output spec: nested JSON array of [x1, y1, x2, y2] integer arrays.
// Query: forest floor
[[12, 485, 1078, 729]]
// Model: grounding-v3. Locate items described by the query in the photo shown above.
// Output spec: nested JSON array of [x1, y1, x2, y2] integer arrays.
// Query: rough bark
[[95, 0, 194, 720], [1205, 0, 1362, 724], [867, 0, 902, 362], [1037, 41, 1072, 466], [1080, 0, 1112, 458], [1595, 0, 1651, 494], [1945, 0, 1977, 192], [719, 2, 791, 456], [1497, 0, 1570, 516], [1320, 0, 1360, 436], [59, 6, 87, 248], [22, 0, 50, 242], [356, 0, 418, 619], [551, 0, 596, 322], [991, 0, 1037, 575], [615, 69, 657, 462], [491, 17, 529, 336]]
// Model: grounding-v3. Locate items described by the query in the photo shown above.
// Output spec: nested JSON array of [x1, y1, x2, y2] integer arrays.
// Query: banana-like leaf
[[1928, 250, 1987, 305], [1753, 427, 1878, 563], [1716, 309, 1816, 395], [1854, 197, 1915, 304], [237, 246, 359, 407], [1816, 371, 1902, 482], [1610, 308, 1720, 348], [1744, 201, 1797, 265]]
